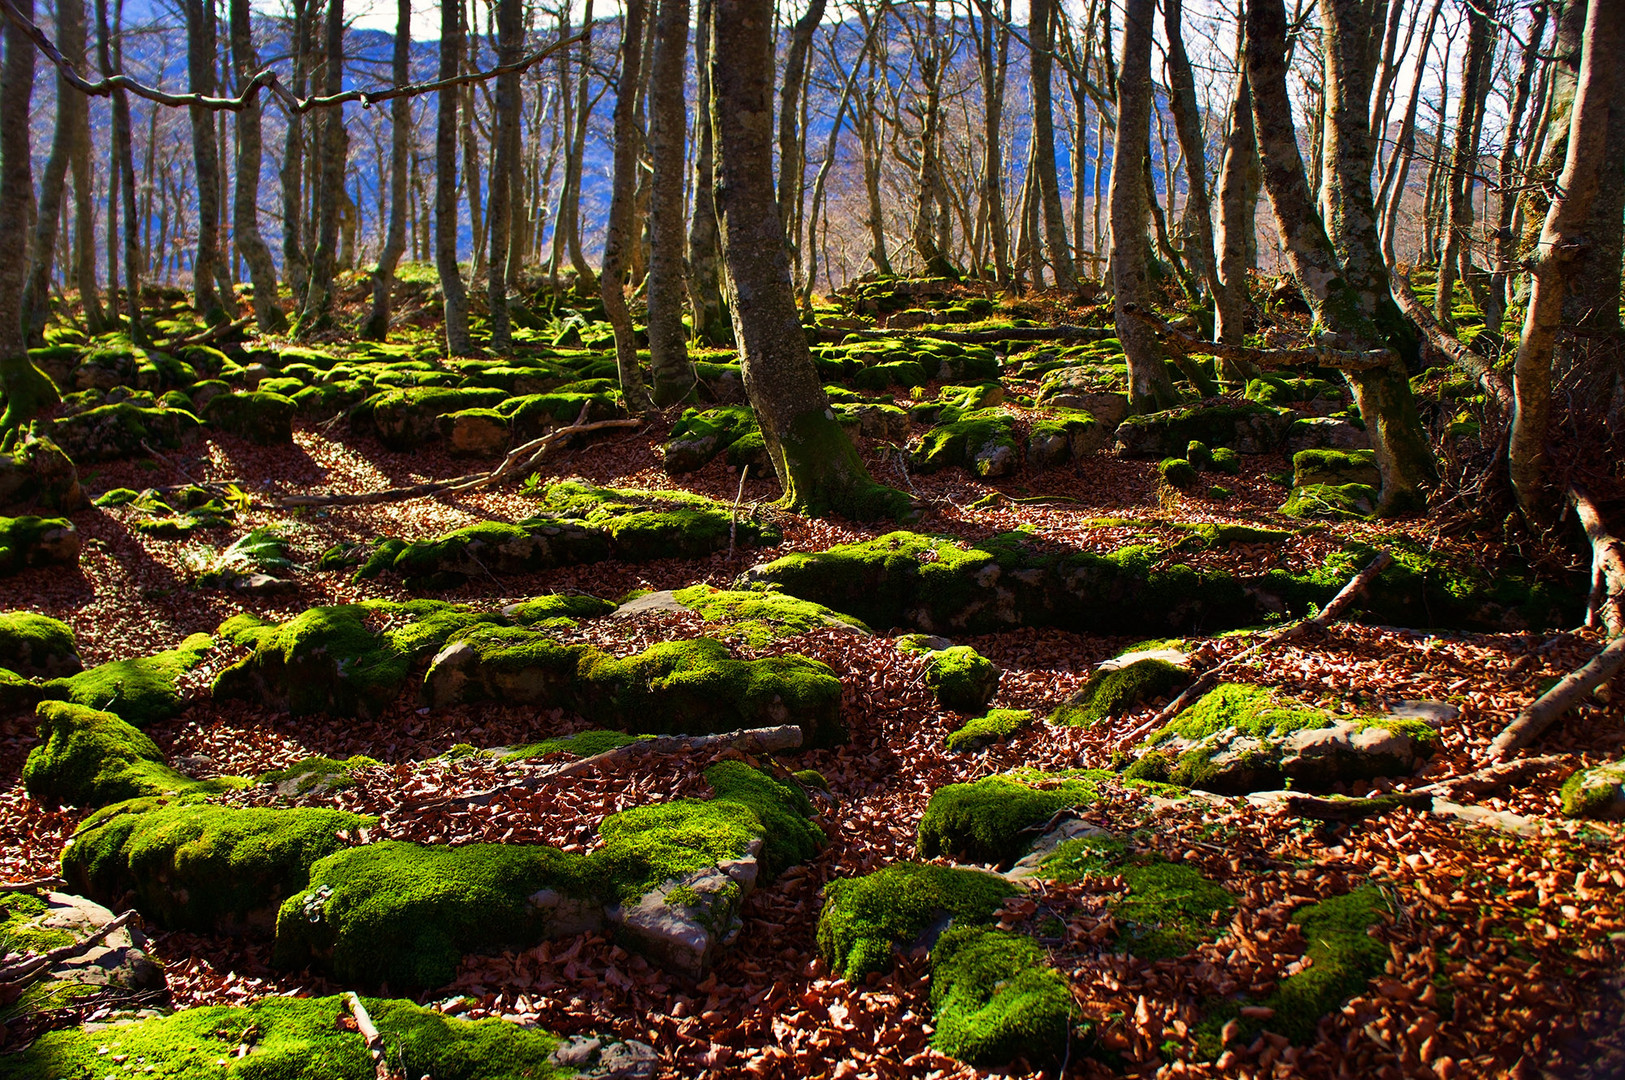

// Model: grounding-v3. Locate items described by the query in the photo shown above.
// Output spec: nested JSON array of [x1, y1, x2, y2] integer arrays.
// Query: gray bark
[[297, 0, 347, 333], [1435, 0, 1498, 325], [777, 0, 826, 275], [363, 0, 411, 340], [1214, 53, 1255, 351], [0, 0, 55, 440], [23, 0, 91, 344], [436, 0, 473, 353], [972, 0, 1010, 283], [1162, 0, 1217, 301], [685, 0, 729, 344], [486, 0, 522, 352], [601, 0, 653, 412], [184, 0, 226, 319], [646, 0, 693, 404], [230, 0, 286, 333], [1029, 0, 1074, 287], [281, 0, 309, 302]]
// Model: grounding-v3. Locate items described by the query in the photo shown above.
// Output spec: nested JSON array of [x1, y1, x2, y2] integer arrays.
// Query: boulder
[[0, 890, 165, 1008], [1559, 760, 1625, 819], [201, 390, 296, 445], [439, 407, 511, 456], [0, 610, 81, 676], [0, 429, 84, 514], [1292, 448, 1381, 488], [910, 409, 1020, 478], [1027, 410, 1106, 467], [1114, 401, 1293, 457], [0, 515, 79, 576], [50, 403, 200, 463], [1283, 416, 1370, 454]]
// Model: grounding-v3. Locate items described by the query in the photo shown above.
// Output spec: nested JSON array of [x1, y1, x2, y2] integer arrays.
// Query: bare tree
[[1434, 0, 1498, 326], [646, 0, 693, 403], [281, 0, 311, 302], [1029, 0, 1074, 287], [1161, 0, 1217, 304], [601, 0, 652, 411], [685, 0, 729, 344], [436, 0, 473, 353], [22, 0, 90, 343], [183, 0, 228, 319], [0, 0, 55, 441], [486, 0, 522, 352], [230, 0, 286, 332], [363, 0, 411, 340], [296, 0, 348, 333]]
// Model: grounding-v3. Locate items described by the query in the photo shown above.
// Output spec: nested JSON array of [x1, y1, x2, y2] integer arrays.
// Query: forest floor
[[1, 274, 1622, 1079]]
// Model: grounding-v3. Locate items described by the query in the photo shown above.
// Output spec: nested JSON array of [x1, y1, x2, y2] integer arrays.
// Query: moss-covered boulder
[[1115, 401, 1293, 457], [1052, 654, 1189, 727], [0, 994, 578, 1080], [1131, 683, 1439, 793], [833, 401, 909, 442], [0, 428, 84, 514], [918, 772, 1105, 866], [503, 592, 619, 626], [202, 390, 297, 445], [0, 514, 79, 576], [910, 409, 1020, 478], [1283, 415, 1370, 454], [353, 519, 610, 589], [439, 407, 511, 456], [1559, 760, 1625, 819], [1292, 448, 1380, 488], [0, 888, 164, 1023], [214, 602, 501, 719], [0, 667, 45, 715], [50, 401, 200, 462], [667, 584, 868, 645], [22, 701, 230, 807], [817, 862, 1017, 979], [62, 799, 372, 931], [944, 709, 1033, 752], [423, 631, 845, 746], [499, 388, 623, 439], [929, 926, 1074, 1067], [903, 642, 1000, 713], [350, 387, 508, 450], [534, 481, 781, 562], [1027, 409, 1105, 468], [1280, 481, 1378, 519], [662, 406, 758, 474], [42, 632, 212, 726], [258, 755, 381, 798], [0, 610, 81, 677]]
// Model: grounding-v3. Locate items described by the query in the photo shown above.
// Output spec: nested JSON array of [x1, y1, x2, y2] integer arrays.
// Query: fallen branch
[[810, 323, 1115, 345], [1573, 484, 1625, 636], [1121, 551, 1393, 745], [262, 412, 639, 509], [1389, 269, 1514, 417], [0, 877, 65, 895], [0, 909, 137, 989], [1122, 302, 1397, 372], [1417, 754, 1565, 801], [1272, 791, 1434, 822], [344, 992, 392, 1080], [415, 725, 805, 810], [161, 315, 252, 351]]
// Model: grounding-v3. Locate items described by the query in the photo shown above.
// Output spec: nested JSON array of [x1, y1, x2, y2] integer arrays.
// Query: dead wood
[[1121, 302, 1397, 372]]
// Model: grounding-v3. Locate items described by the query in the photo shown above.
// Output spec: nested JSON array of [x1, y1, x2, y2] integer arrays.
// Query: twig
[[0, 876, 64, 896], [1121, 302, 1397, 372], [161, 315, 252, 351], [0, 909, 137, 988], [727, 465, 750, 561], [1389, 269, 1514, 417], [1485, 637, 1625, 760], [1119, 551, 1394, 746], [344, 992, 392, 1080], [1417, 754, 1565, 801]]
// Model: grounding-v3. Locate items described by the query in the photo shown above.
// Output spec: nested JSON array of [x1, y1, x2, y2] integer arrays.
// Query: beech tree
[[229, 0, 286, 333], [296, 0, 348, 333], [0, 0, 54, 442], [435, 0, 473, 354], [645, 0, 694, 403], [600, 0, 652, 412], [362, 0, 411, 340]]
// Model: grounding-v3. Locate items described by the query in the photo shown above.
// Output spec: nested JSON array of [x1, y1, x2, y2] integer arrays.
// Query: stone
[[16, 891, 166, 1000], [1384, 700, 1460, 726], [1559, 760, 1625, 820], [201, 391, 296, 446], [1283, 416, 1370, 454], [0, 429, 85, 515], [550, 1037, 658, 1079], [608, 842, 761, 978], [1006, 817, 1113, 880], [0, 515, 80, 576], [439, 408, 511, 456], [1156, 718, 1435, 794], [1115, 402, 1294, 457]]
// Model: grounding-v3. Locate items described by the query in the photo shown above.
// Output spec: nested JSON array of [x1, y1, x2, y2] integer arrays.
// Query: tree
[[281, 0, 311, 303], [297, 0, 348, 334], [435, 0, 473, 354], [486, 0, 522, 353], [22, 0, 91, 344], [1213, 45, 1255, 350], [1162, 0, 1218, 305], [1434, 0, 1497, 327], [685, 0, 730, 345], [710, 0, 908, 520], [1029, 0, 1074, 287], [601, 0, 652, 413], [183, 0, 229, 321], [362, 0, 411, 340], [645, 0, 694, 404], [0, 0, 56, 443], [229, 0, 286, 333], [1110, 0, 1178, 413]]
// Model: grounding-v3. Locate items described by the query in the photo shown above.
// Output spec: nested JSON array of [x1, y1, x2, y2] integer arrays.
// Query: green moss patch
[[0, 891, 76, 957], [499, 730, 649, 761], [1292, 448, 1380, 488], [1054, 657, 1188, 727], [917, 645, 1000, 713], [1039, 837, 1234, 959], [0, 610, 80, 677], [0, 994, 568, 1080], [662, 405, 759, 473], [43, 633, 213, 726], [23, 701, 231, 807], [918, 773, 1104, 866], [504, 593, 618, 626], [533, 480, 781, 562], [816, 862, 1017, 979], [258, 755, 381, 797], [670, 584, 869, 645], [1559, 760, 1625, 819], [929, 925, 1074, 1067], [0, 514, 79, 576], [910, 409, 1020, 478], [1151, 683, 1337, 743], [63, 799, 372, 931], [1280, 481, 1378, 520], [945, 709, 1033, 752]]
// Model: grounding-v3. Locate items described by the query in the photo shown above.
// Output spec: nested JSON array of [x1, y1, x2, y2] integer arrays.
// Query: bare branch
[[1121, 303, 1398, 372]]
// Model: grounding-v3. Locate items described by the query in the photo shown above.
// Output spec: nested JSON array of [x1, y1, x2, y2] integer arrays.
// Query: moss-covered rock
[[1158, 456, 1200, 488], [503, 593, 618, 626], [1280, 482, 1378, 519], [0, 428, 84, 514], [663, 405, 758, 473], [23, 701, 230, 807], [816, 862, 1017, 979], [1292, 448, 1381, 488], [534, 481, 781, 562], [1559, 760, 1625, 819], [910, 408, 1020, 478], [214, 602, 501, 719], [424, 631, 845, 746], [0, 610, 80, 677], [668, 584, 869, 645], [50, 401, 200, 462], [498, 730, 647, 761], [944, 708, 1033, 752], [917, 773, 1104, 866], [1053, 656, 1188, 727], [1027, 409, 1105, 468], [257, 755, 381, 798], [499, 389, 623, 439], [42, 632, 212, 726], [354, 519, 610, 589], [915, 645, 1000, 713], [1038, 836, 1234, 959], [63, 799, 372, 931], [0, 514, 79, 576], [1115, 401, 1293, 457], [929, 925, 1074, 1067], [0, 994, 573, 1080], [202, 390, 297, 445], [350, 387, 508, 450], [438, 407, 511, 456]]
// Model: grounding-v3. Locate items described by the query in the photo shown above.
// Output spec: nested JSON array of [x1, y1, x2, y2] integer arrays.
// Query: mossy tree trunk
[[362, 0, 411, 341], [184, 0, 227, 322], [1029, 0, 1074, 288], [710, 0, 909, 521], [601, 0, 653, 414], [646, 0, 695, 404], [1248, 0, 1435, 515], [1214, 44, 1255, 355], [435, 0, 473, 355], [0, 0, 56, 446], [296, 0, 347, 335], [684, 0, 730, 346], [485, 0, 521, 354], [1110, 0, 1178, 414], [229, 0, 286, 334]]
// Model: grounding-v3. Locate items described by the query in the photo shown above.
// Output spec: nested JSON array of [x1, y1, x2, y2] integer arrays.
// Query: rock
[[50, 402, 200, 463], [1115, 401, 1294, 457], [661, 406, 758, 474], [609, 842, 760, 978], [887, 309, 931, 329], [1280, 482, 1378, 519], [551, 1036, 658, 1079], [439, 407, 511, 456], [0, 514, 79, 576], [911, 409, 1020, 478], [1036, 369, 1129, 426], [1292, 448, 1381, 488], [201, 390, 296, 446], [1027, 410, 1106, 468], [1384, 699, 1460, 726], [0, 610, 82, 677], [834, 402, 909, 442], [0, 429, 85, 514], [1053, 655, 1189, 727], [1283, 416, 1370, 454], [350, 387, 507, 450], [1007, 817, 1113, 879], [1559, 760, 1625, 820], [12, 891, 165, 1002]]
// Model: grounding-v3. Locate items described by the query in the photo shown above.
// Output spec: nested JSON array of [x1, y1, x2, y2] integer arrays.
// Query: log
[[1574, 485, 1625, 636], [1120, 551, 1393, 745], [0, 909, 137, 989], [1121, 302, 1397, 372], [344, 992, 391, 1080], [810, 323, 1115, 345], [1417, 754, 1565, 801]]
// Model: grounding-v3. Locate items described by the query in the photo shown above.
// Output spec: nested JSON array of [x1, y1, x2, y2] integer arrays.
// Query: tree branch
[[1121, 303, 1397, 372], [1389, 268, 1514, 416]]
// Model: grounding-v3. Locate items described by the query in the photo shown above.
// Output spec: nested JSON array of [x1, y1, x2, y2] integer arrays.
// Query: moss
[[504, 593, 617, 625], [816, 862, 1017, 979], [0, 514, 78, 576], [662, 406, 758, 472], [910, 409, 1020, 477], [1151, 683, 1336, 744], [257, 755, 381, 795], [0, 610, 80, 677], [1280, 482, 1378, 520], [1292, 448, 1380, 488], [792, 768, 830, 792], [1038, 837, 1235, 959], [202, 390, 297, 445], [63, 799, 372, 931], [921, 645, 1000, 713], [1209, 446, 1242, 474], [0, 994, 568, 1080], [945, 709, 1033, 752], [1559, 761, 1625, 819], [500, 730, 647, 761], [1115, 401, 1292, 457], [0, 890, 76, 957], [1181, 522, 1288, 547], [1058, 658, 1188, 728], [918, 773, 1102, 865], [1185, 440, 1213, 470], [928, 925, 1074, 1067], [534, 480, 782, 561], [23, 701, 227, 807], [1158, 457, 1200, 488], [670, 584, 869, 646], [351, 387, 508, 449], [44, 632, 212, 726], [93, 486, 141, 507]]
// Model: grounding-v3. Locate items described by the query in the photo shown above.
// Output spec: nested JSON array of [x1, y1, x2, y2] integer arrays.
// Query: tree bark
[[485, 0, 522, 353], [280, 0, 309, 303], [1162, 0, 1217, 303], [1029, 0, 1074, 287], [1434, 0, 1497, 326], [1485, 3, 1546, 335], [1509, 0, 1621, 521], [362, 0, 410, 341], [101, 0, 147, 346], [435, 0, 473, 354], [711, 0, 907, 520], [685, 0, 729, 345], [184, 0, 226, 320], [229, 0, 286, 333], [1214, 50, 1254, 352], [22, 0, 91, 344], [972, 0, 1010, 284], [777, 0, 826, 275], [599, 0, 652, 412], [296, 0, 347, 334], [645, 0, 694, 404], [1110, 0, 1176, 413]]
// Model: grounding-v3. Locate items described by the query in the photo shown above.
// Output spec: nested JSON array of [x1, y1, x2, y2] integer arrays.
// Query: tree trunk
[[0, 0, 56, 442], [777, 0, 827, 275], [23, 0, 91, 344], [1029, 0, 1074, 287], [685, 0, 729, 345], [363, 0, 411, 341], [550, 0, 596, 288], [1162, 0, 1217, 302], [711, 0, 907, 520], [183, 0, 226, 320], [71, 66, 104, 334], [602, 0, 653, 412], [1376, 0, 1445, 267], [1484, 3, 1546, 335], [646, 0, 694, 404], [436, 0, 473, 353], [1214, 51, 1255, 354], [1434, 0, 1497, 326], [485, 0, 522, 353], [297, 0, 347, 333], [1249, 0, 1435, 514], [103, 0, 147, 345], [1111, 0, 1177, 413], [229, 0, 286, 333], [973, 0, 1010, 284], [858, 70, 890, 275], [281, 0, 309, 303], [1509, 0, 1621, 521]]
